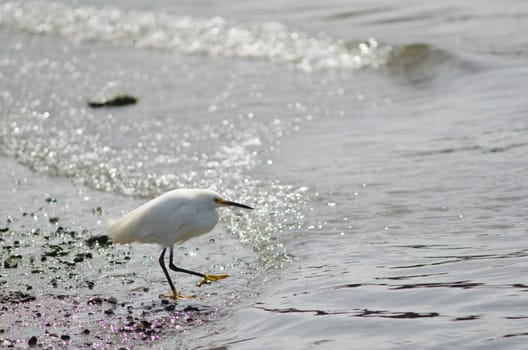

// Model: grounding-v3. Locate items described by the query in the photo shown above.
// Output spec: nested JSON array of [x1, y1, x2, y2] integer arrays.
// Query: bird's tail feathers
[[105, 217, 135, 244]]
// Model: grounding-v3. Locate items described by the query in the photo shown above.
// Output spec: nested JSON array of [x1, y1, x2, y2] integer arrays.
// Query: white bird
[[106, 188, 253, 299]]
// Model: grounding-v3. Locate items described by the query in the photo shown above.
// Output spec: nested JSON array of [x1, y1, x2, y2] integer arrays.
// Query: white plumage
[[106, 188, 253, 299], [107, 189, 220, 246]]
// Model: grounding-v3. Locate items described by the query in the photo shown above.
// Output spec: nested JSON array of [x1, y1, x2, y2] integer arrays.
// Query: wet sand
[[0, 157, 248, 348]]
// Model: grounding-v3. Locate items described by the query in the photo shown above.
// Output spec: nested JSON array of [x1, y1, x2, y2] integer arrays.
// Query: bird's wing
[[107, 195, 192, 245]]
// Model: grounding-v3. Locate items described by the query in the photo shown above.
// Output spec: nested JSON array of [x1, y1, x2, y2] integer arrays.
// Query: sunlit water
[[1, 0, 528, 349]]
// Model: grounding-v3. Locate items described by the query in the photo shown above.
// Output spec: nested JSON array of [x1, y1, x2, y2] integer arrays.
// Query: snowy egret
[[106, 188, 253, 299]]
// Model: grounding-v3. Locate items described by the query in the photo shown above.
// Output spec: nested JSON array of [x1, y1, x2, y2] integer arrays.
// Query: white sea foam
[[0, 0, 391, 71]]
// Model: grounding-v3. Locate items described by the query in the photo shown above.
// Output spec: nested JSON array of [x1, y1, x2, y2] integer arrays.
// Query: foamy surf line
[[0, 0, 391, 71]]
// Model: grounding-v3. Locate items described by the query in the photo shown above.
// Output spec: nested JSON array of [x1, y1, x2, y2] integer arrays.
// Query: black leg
[[159, 247, 177, 296], [168, 245, 206, 278], [168, 245, 230, 287]]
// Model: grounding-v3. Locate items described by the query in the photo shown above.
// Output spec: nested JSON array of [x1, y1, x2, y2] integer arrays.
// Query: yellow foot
[[198, 273, 230, 287], [159, 292, 196, 300]]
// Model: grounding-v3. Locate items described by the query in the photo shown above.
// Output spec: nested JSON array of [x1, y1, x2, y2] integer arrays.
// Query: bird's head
[[190, 189, 253, 210]]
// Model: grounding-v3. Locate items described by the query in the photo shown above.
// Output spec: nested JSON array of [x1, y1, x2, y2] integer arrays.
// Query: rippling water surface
[[1, 0, 527, 349]]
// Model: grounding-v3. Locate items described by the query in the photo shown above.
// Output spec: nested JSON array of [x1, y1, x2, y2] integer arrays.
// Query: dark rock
[[107, 296, 118, 305], [104, 309, 114, 315], [60, 334, 70, 341], [88, 94, 138, 108], [144, 329, 156, 336], [183, 305, 200, 312], [82, 329, 90, 335], [4, 256, 19, 268], [87, 297, 103, 305], [0, 227, 9, 233], [49, 217, 60, 224], [28, 336, 38, 347], [86, 235, 111, 248], [61, 260, 76, 267], [45, 197, 57, 203], [74, 253, 92, 263], [42, 245, 69, 258], [0, 291, 37, 304]]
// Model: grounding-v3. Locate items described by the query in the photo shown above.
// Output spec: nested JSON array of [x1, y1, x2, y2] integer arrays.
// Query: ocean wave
[[0, 0, 391, 71]]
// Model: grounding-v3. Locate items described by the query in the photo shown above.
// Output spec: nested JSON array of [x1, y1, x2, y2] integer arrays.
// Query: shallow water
[[1, 0, 528, 349]]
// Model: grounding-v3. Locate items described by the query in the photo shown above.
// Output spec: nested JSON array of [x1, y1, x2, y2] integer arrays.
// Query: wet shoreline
[[0, 158, 250, 348]]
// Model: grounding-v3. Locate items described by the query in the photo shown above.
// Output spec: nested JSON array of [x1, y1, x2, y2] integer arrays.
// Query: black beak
[[222, 200, 254, 210]]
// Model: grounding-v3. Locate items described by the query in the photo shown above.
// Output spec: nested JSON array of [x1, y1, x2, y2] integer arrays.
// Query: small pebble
[[28, 336, 38, 347], [4, 257, 18, 269], [184, 305, 200, 312], [86, 235, 111, 248], [87, 297, 103, 305]]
